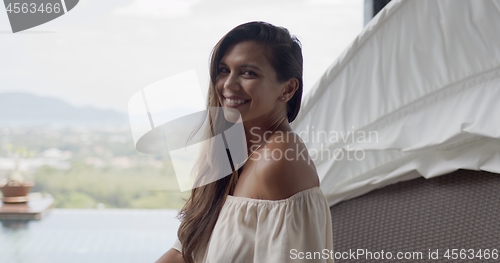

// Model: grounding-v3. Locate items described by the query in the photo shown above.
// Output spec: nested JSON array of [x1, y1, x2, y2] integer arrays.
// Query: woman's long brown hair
[[176, 21, 304, 263]]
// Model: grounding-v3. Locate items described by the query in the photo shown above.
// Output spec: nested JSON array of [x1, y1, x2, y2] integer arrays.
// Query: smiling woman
[[216, 40, 297, 128], [155, 21, 334, 263]]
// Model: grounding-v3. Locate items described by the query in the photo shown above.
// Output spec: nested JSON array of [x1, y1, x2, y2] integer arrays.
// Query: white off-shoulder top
[[172, 186, 335, 262]]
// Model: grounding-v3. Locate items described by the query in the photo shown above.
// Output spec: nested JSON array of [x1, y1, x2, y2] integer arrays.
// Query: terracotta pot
[[0, 182, 35, 197]]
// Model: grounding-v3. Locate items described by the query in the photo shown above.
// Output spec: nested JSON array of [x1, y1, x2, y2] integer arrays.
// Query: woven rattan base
[[330, 169, 500, 262]]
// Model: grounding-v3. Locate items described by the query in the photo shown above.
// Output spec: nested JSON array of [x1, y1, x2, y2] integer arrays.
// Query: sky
[[0, 0, 364, 114]]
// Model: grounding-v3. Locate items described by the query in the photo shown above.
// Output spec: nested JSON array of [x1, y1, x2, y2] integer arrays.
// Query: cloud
[[113, 0, 200, 18], [305, 0, 354, 6]]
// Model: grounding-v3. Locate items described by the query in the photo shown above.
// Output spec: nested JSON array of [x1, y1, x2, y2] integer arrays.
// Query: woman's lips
[[223, 96, 250, 108]]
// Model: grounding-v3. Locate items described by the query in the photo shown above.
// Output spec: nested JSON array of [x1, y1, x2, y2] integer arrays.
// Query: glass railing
[[0, 209, 180, 263]]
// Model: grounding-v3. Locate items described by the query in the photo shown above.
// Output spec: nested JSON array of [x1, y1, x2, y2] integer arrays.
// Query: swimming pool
[[0, 209, 181, 263]]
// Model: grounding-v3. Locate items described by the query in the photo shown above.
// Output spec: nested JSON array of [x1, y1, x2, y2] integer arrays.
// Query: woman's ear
[[281, 78, 299, 102]]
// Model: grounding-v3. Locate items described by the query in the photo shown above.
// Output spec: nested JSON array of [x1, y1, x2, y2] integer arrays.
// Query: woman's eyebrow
[[218, 62, 262, 72], [240, 64, 262, 72]]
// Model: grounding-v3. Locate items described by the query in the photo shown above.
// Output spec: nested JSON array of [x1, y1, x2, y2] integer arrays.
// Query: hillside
[[0, 92, 127, 122]]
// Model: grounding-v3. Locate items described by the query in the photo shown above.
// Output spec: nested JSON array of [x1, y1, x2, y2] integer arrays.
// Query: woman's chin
[[222, 107, 243, 123]]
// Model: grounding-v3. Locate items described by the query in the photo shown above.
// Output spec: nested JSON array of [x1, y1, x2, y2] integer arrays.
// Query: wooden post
[[364, 0, 392, 26]]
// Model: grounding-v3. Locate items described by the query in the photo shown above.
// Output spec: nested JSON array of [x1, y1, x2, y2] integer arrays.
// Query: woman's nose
[[223, 73, 240, 90]]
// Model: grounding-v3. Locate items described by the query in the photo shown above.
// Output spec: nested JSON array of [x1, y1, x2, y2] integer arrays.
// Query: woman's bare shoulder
[[154, 248, 185, 263], [252, 131, 319, 200]]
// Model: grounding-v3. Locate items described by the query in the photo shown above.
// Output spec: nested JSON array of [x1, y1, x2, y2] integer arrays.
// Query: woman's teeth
[[226, 98, 247, 105]]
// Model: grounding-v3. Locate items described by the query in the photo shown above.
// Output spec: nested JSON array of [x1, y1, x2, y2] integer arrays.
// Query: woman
[[156, 21, 334, 263]]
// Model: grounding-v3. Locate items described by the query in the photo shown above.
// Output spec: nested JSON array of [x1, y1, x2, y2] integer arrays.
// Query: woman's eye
[[218, 68, 229, 74], [243, 70, 257, 76]]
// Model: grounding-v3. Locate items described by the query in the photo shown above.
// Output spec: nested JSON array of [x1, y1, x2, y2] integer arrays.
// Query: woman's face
[[215, 40, 286, 124]]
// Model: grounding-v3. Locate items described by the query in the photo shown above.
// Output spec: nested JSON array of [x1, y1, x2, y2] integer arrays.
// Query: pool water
[[0, 209, 181, 263]]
